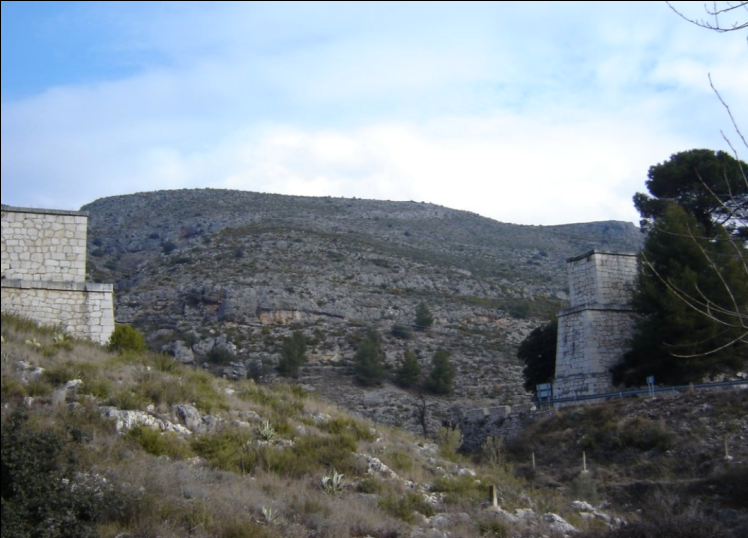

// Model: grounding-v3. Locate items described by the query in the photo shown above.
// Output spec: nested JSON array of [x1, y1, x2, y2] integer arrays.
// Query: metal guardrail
[[536, 379, 748, 406]]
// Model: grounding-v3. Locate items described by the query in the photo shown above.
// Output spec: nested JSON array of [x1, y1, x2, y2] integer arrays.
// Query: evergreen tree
[[277, 330, 307, 377], [415, 302, 434, 331], [517, 318, 558, 393], [426, 349, 456, 394], [633, 149, 747, 239], [354, 328, 385, 386], [395, 348, 421, 388], [614, 203, 748, 385]]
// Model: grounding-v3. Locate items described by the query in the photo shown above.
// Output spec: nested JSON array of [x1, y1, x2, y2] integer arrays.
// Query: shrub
[[191, 429, 257, 474], [127, 425, 193, 459], [379, 490, 434, 523], [108, 324, 148, 353], [162, 240, 177, 254], [579, 516, 733, 538], [390, 323, 412, 340], [431, 474, 485, 505], [437, 426, 463, 460], [619, 417, 673, 451], [207, 346, 236, 365], [568, 471, 600, 505], [1, 408, 134, 537]]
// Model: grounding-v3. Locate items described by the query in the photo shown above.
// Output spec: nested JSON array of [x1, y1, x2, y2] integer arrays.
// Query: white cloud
[[1, 1, 746, 224]]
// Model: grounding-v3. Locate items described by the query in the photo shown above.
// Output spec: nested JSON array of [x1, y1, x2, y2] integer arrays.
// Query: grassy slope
[[2, 315, 745, 538]]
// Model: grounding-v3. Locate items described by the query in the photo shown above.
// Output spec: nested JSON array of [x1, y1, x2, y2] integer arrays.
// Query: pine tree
[[354, 328, 385, 386], [277, 330, 307, 377], [415, 302, 434, 331], [614, 203, 748, 385], [395, 348, 421, 388], [426, 349, 456, 394]]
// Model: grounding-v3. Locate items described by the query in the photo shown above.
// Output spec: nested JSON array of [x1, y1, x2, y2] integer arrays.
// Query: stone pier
[[1, 205, 115, 345], [553, 250, 638, 399]]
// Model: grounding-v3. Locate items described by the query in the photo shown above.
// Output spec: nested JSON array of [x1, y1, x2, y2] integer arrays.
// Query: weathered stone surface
[[1, 206, 88, 283], [1, 206, 115, 345], [554, 251, 638, 399]]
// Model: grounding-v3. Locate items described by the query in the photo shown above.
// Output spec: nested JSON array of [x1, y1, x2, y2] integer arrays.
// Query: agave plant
[[261, 506, 279, 524], [257, 420, 276, 441], [320, 468, 344, 496]]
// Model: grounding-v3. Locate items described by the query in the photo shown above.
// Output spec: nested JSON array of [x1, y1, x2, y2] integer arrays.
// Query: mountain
[[82, 189, 642, 432]]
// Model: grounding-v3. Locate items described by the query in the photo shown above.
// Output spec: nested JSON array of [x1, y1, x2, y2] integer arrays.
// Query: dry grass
[[3, 314, 745, 537]]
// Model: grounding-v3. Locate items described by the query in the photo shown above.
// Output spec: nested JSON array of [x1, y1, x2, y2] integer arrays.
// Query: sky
[[1, 1, 746, 226]]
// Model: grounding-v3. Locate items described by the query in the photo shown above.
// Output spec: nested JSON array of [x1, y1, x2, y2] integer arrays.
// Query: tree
[[615, 203, 748, 385], [414, 302, 434, 331], [517, 318, 557, 393], [666, 1, 747, 32], [395, 348, 421, 388], [277, 330, 307, 377], [633, 149, 747, 238], [426, 349, 456, 394], [353, 328, 385, 386], [619, 4, 748, 383]]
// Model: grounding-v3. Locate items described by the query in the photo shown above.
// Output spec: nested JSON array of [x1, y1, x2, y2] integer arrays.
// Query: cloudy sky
[[2, 1, 746, 225]]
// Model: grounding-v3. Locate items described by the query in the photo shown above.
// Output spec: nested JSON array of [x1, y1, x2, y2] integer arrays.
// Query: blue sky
[[2, 1, 746, 225]]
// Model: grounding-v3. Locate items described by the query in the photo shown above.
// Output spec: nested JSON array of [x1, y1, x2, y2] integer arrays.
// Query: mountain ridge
[[81, 188, 643, 432]]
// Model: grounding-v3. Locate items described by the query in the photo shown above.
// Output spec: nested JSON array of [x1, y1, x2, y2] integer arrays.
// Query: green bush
[[192, 429, 257, 474], [431, 474, 485, 505], [379, 490, 434, 523], [1, 408, 135, 537], [207, 346, 236, 365], [318, 416, 377, 442], [108, 324, 148, 353], [437, 426, 463, 460], [619, 417, 673, 451], [127, 425, 193, 459], [108, 385, 152, 411], [390, 323, 412, 340]]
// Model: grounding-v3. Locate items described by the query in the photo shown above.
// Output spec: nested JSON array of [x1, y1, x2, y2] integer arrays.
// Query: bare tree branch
[[666, 1, 748, 32]]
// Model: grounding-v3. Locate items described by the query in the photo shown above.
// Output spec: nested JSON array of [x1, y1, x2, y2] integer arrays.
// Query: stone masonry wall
[[1, 281, 115, 345], [554, 251, 638, 400], [2, 206, 88, 283], [1, 206, 114, 345]]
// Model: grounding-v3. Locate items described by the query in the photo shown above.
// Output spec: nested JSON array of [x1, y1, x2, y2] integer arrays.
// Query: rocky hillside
[[82, 189, 642, 433], [2, 315, 744, 538]]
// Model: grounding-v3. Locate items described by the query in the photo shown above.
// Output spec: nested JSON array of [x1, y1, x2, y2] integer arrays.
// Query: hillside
[[2, 316, 745, 538], [82, 189, 643, 432]]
